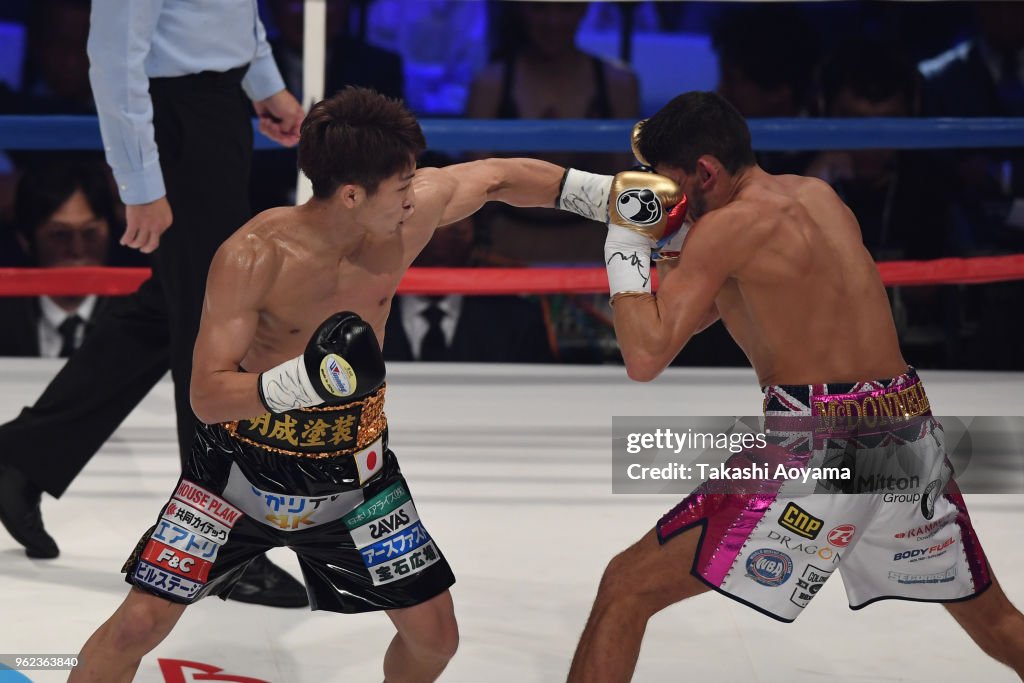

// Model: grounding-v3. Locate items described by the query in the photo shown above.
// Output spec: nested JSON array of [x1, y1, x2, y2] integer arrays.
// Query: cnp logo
[[778, 502, 823, 540]]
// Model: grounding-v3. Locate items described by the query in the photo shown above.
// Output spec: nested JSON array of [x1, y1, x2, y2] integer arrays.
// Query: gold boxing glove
[[557, 168, 688, 298], [604, 172, 688, 299], [608, 171, 687, 243], [626, 118, 694, 258], [558, 169, 688, 240], [631, 118, 651, 168]]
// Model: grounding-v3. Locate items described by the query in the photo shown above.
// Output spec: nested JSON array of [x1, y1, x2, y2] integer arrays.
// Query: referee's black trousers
[[0, 67, 254, 497]]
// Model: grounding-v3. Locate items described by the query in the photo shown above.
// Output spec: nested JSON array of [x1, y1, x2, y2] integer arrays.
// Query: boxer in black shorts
[[122, 383, 454, 613], [70, 87, 573, 683]]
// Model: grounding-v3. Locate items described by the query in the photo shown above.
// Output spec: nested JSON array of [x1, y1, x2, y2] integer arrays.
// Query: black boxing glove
[[257, 312, 386, 413]]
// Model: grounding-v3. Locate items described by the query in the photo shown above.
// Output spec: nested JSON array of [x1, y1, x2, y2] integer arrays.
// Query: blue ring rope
[[0, 116, 1021, 152]]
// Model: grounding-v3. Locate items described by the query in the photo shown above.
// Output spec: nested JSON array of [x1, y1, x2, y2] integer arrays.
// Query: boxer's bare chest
[[253, 242, 407, 358]]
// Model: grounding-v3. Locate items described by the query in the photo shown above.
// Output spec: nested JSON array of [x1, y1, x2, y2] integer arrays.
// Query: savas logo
[[370, 509, 412, 539]]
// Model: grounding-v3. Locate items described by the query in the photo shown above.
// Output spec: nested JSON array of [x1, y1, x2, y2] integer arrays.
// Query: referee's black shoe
[[0, 465, 59, 559]]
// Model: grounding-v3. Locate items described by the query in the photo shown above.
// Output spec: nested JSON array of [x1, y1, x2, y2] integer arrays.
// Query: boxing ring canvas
[[0, 358, 1021, 682]]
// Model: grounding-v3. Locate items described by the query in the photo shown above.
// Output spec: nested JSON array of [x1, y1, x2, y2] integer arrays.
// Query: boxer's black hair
[[637, 91, 755, 175], [299, 87, 426, 199]]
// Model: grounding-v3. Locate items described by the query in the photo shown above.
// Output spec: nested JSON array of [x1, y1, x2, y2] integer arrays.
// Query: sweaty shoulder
[[735, 175, 840, 232], [789, 174, 841, 204], [692, 180, 822, 279], [210, 210, 290, 300], [784, 174, 859, 236], [700, 199, 773, 246], [411, 166, 457, 221], [412, 165, 454, 194]]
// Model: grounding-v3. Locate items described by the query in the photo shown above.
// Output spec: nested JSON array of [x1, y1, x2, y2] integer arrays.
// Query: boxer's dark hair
[[299, 86, 426, 198], [637, 91, 755, 174]]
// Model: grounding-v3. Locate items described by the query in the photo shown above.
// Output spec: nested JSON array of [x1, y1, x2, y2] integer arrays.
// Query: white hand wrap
[[258, 356, 323, 413], [605, 224, 654, 298], [558, 169, 613, 222]]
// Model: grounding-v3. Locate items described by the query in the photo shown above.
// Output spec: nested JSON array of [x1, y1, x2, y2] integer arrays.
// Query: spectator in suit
[[0, 160, 116, 357], [384, 153, 553, 364]]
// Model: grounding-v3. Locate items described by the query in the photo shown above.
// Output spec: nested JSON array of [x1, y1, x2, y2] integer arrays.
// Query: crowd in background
[[0, 0, 1021, 369]]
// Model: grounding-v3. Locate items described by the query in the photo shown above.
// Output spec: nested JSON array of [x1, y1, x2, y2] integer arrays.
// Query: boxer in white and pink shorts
[[656, 368, 990, 622], [567, 91, 1023, 683]]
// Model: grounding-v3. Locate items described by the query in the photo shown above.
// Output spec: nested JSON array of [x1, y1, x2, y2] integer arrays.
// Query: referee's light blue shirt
[[87, 0, 286, 205]]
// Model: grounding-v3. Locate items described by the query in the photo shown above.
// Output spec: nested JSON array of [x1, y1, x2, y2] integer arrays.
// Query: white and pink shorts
[[656, 369, 991, 622]]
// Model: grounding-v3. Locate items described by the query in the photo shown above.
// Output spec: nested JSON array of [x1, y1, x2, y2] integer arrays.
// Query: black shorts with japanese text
[[122, 387, 455, 613]]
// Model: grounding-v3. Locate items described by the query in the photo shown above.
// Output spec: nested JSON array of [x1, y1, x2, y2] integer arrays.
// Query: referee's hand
[[123, 196, 173, 254], [254, 89, 305, 148]]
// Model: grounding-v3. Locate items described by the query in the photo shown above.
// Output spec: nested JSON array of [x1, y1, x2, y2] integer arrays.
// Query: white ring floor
[[0, 359, 1021, 683]]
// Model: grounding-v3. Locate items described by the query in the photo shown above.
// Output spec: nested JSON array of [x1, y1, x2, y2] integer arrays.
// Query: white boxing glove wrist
[[258, 355, 324, 413], [558, 169, 613, 222], [605, 224, 654, 298]]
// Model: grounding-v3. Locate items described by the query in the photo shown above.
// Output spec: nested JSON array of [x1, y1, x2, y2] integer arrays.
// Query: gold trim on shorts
[[223, 385, 387, 459]]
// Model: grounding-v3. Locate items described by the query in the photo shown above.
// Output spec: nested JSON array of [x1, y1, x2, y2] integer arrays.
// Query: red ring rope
[[1, 255, 1023, 297]]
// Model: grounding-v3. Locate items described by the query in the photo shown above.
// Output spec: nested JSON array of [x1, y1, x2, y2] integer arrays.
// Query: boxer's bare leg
[[568, 527, 709, 683]]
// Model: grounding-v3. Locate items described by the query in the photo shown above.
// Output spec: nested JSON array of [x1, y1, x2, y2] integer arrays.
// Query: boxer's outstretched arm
[[427, 158, 567, 226], [611, 212, 744, 382], [190, 236, 279, 424]]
